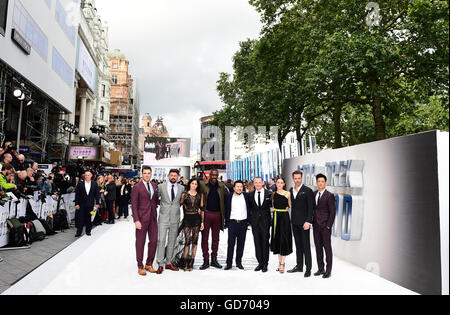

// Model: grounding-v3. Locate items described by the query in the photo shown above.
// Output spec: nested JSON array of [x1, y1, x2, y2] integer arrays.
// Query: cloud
[[95, 0, 262, 148]]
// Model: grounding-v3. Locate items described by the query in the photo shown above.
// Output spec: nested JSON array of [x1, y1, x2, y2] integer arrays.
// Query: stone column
[[79, 96, 87, 136]]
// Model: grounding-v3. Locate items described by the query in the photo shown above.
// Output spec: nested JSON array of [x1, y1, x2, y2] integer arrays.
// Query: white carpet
[[2, 219, 417, 295]]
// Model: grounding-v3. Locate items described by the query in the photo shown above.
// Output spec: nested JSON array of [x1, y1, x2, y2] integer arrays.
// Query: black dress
[[270, 192, 293, 256]]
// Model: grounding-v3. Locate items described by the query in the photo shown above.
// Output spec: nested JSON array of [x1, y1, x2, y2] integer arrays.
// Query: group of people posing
[[128, 167, 335, 279]]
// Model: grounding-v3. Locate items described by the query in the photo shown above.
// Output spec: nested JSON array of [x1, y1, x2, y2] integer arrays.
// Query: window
[[0, 0, 8, 37], [102, 84, 106, 97], [112, 75, 117, 84], [113, 63, 118, 69], [100, 106, 104, 120], [55, 0, 76, 45], [52, 47, 73, 87]]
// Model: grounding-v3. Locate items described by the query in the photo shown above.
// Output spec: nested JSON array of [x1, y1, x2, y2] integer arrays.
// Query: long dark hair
[[272, 177, 287, 203], [187, 178, 201, 194]]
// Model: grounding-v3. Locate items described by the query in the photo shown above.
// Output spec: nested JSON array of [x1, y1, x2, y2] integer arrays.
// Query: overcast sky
[[95, 0, 262, 153]]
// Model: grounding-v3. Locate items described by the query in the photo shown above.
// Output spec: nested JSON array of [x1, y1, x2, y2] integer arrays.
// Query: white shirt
[[316, 189, 326, 205], [143, 180, 154, 197], [167, 181, 178, 200], [254, 188, 265, 206], [85, 181, 91, 195], [230, 193, 247, 220], [121, 185, 125, 196], [292, 184, 303, 199]]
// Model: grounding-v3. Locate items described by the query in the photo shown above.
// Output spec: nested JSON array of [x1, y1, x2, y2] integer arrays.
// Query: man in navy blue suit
[[224, 180, 250, 270], [74, 171, 100, 237]]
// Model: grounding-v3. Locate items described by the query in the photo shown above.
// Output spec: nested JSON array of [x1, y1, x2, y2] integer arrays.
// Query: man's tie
[[258, 191, 262, 208], [318, 192, 322, 204], [147, 182, 152, 199], [171, 184, 175, 202]]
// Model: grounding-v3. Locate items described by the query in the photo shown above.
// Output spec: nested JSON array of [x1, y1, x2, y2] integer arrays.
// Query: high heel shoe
[[279, 263, 285, 274], [189, 258, 194, 271], [184, 258, 190, 272]]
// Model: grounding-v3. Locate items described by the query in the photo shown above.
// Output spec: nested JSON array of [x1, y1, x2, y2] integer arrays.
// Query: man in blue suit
[[74, 171, 100, 237], [224, 180, 250, 270]]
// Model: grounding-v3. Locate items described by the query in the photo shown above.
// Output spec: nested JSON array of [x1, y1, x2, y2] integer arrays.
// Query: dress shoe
[[211, 259, 223, 269], [314, 269, 325, 276], [75, 234, 81, 238], [254, 265, 263, 272], [138, 269, 147, 276], [224, 265, 232, 270], [262, 266, 268, 273], [86, 233, 91, 236], [322, 271, 332, 279], [200, 260, 210, 270], [287, 266, 303, 273], [166, 264, 179, 271], [156, 266, 164, 274], [304, 270, 311, 278], [236, 264, 244, 270], [145, 265, 157, 273]]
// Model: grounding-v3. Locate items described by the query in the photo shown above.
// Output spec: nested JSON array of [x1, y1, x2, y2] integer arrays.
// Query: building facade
[[108, 49, 140, 166]]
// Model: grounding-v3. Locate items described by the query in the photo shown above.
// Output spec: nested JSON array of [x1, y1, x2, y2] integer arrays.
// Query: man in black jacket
[[288, 170, 315, 277], [105, 175, 117, 224], [248, 177, 272, 273], [74, 171, 100, 237]]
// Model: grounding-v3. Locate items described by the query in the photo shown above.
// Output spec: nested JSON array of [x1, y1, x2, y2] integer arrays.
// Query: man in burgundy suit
[[313, 174, 336, 279], [131, 166, 160, 276]]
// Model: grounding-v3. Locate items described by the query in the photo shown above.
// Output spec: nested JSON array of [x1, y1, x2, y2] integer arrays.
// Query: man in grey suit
[[156, 169, 185, 274]]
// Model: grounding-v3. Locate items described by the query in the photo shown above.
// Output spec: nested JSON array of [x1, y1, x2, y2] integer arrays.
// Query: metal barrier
[[0, 193, 76, 248]]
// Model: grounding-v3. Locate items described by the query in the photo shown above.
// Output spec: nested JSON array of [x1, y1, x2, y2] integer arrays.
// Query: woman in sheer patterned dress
[[180, 178, 204, 271]]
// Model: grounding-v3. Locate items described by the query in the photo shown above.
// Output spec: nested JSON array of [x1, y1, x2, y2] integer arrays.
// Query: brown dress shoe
[[156, 266, 164, 274], [138, 269, 147, 276], [145, 265, 157, 273], [165, 264, 179, 271]]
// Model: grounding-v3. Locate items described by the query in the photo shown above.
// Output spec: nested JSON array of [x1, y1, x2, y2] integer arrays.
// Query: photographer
[[38, 176, 53, 195], [0, 164, 17, 194], [14, 171, 29, 195], [13, 154, 29, 172], [0, 153, 13, 170]]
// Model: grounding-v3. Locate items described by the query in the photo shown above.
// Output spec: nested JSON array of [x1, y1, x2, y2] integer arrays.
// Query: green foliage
[[214, 0, 449, 150]]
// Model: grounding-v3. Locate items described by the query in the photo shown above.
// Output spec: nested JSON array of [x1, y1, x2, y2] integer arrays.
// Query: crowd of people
[[1, 140, 335, 278], [121, 167, 335, 279]]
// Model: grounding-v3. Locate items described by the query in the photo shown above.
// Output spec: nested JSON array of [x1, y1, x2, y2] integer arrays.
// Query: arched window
[[100, 106, 105, 120]]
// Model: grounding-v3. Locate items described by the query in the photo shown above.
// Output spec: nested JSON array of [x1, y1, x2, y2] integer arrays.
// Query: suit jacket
[[224, 192, 250, 228], [290, 185, 314, 226], [157, 182, 185, 224], [118, 184, 132, 203], [131, 181, 159, 223], [199, 180, 227, 230], [75, 181, 100, 209], [313, 190, 336, 229], [248, 189, 272, 227], [105, 182, 117, 201]]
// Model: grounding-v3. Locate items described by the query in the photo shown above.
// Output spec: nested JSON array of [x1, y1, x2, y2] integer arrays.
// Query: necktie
[[147, 182, 152, 199], [258, 191, 262, 207], [171, 184, 175, 201], [318, 192, 322, 204]]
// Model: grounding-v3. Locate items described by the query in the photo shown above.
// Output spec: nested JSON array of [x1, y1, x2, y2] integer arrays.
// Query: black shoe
[[304, 270, 311, 278], [314, 269, 325, 276], [262, 266, 268, 273], [236, 264, 244, 270], [254, 265, 263, 272], [287, 266, 303, 273], [86, 233, 91, 236], [211, 259, 223, 269], [224, 265, 232, 270], [75, 234, 81, 237], [200, 260, 210, 270], [322, 271, 331, 279]]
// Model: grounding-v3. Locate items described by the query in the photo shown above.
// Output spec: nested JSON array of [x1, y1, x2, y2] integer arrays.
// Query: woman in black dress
[[180, 178, 204, 271], [270, 177, 293, 273]]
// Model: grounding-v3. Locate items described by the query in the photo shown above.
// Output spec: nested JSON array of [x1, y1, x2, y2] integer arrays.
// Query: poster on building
[[143, 137, 191, 166]]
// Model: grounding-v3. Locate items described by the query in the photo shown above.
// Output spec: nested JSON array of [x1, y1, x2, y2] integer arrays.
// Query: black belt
[[230, 219, 247, 223]]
